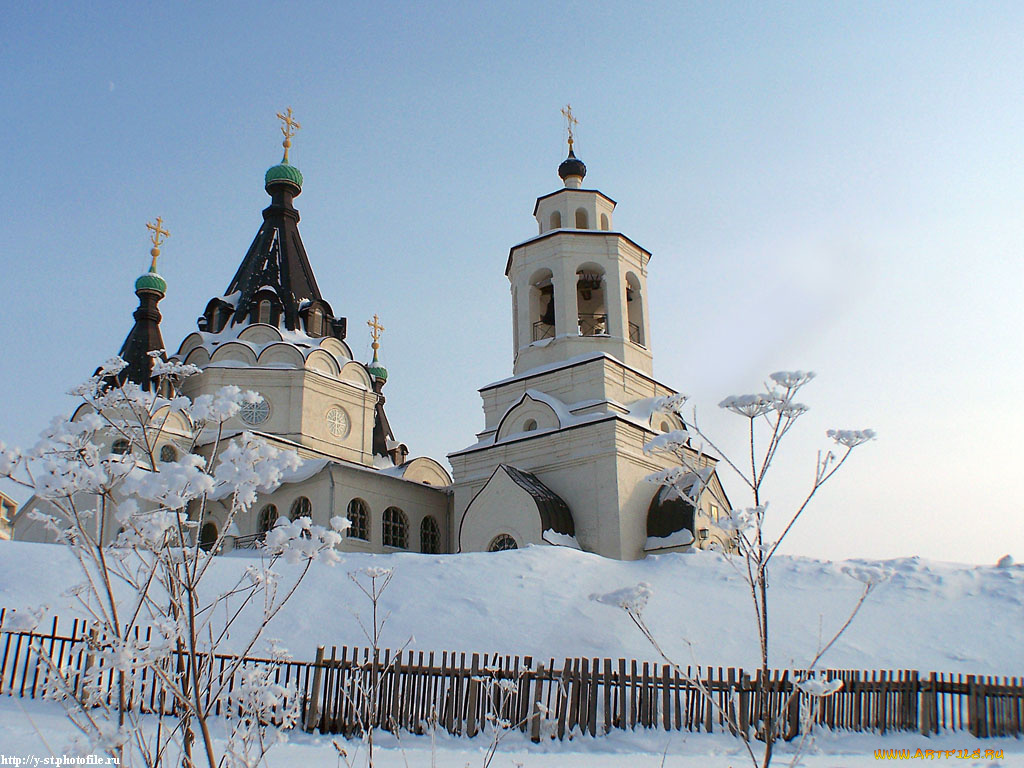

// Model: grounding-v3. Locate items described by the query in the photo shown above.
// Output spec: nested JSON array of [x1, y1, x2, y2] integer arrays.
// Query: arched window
[[549, 211, 562, 231], [257, 300, 272, 325], [199, 522, 218, 552], [600, 213, 610, 230], [529, 269, 555, 341], [347, 499, 369, 540], [420, 516, 441, 554], [383, 507, 408, 549], [290, 497, 312, 521], [523, 418, 538, 432], [626, 272, 645, 346], [258, 504, 278, 534], [575, 208, 588, 229], [488, 534, 518, 552], [112, 438, 130, 455], [159, 444, 177, 463], [576, 265, 607, 336]]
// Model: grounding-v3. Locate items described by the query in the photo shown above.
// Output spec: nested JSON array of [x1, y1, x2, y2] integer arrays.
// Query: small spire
[[561, 104, 578, 152], [367, 313, 385, 362], [146, 217, 170, 273], [276, 107, 301, 164]]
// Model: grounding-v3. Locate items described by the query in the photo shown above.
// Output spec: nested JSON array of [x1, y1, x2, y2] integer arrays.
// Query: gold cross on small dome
[[561, 104, 579, 149], [276, 107, 301, 163], [367, 314, 385, 347], [146, 217, 170, 270]]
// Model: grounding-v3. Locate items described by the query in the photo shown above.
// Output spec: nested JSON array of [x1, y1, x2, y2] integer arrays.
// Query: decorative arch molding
[[304, 348, 341, 377], [182, 346, 211, 368], [494, 391, 564, 442], [256, 342, 306, 369], [238, 324, 284, 346], [319, 337, 353, 362], [150, 406, 194, 434], [209, 342, 258, 366], [399, 456, 453, 487], [339, 361, 373, 389], [176, 332, 206, 360]]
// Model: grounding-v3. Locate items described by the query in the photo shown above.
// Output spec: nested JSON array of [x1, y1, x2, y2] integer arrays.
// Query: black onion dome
[[557, 148, 587, 181]]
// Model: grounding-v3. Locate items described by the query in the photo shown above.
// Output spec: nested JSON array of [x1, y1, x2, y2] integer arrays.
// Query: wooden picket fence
[[1, 612, 1021, 741]]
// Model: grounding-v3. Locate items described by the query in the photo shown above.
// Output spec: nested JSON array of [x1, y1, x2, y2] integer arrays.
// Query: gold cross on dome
[[276, 107, 301, 163], [367, 314, 385, 361], [367, 314, 385, 345], [561, 104, 578, 149], [146, 217, 170, 270]]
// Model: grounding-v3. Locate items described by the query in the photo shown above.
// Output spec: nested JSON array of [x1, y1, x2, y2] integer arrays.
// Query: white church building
[[12, 112, 733, 559]]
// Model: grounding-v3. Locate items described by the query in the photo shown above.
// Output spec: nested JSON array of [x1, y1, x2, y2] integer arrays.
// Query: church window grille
[[347, 498, 369, 540], [488, 534, 518, 552], [159, 444, 177, 463], [258, 504, 278, 534], [290, 497, 312, 521], [199, 522, 218, 552], [112, 439, 130, 455], [239, 396, 270, 426], [420, 516, 441, 554], [383, 507, 408, 549]]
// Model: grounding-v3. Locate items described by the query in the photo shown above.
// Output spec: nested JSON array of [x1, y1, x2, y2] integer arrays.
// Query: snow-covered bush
[[0, 354, 345, 768], [597, 371, 878, 768]]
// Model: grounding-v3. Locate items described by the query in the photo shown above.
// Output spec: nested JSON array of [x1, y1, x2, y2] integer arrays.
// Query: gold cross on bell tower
[[367, 314, 385, 361], [146, 217, 170, 271], [561, 104, 579, 150], [276, 107, 301, 163]]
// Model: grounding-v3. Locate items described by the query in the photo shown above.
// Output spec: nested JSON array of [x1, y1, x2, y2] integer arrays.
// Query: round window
[[326, 406, 350, 438], [239, 396, 270, 426]]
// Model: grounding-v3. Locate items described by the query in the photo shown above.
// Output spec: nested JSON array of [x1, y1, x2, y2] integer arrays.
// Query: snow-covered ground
[[1, 539, 1021, 675], [1, 698, 1020, 767], [2, 540, 1022, 766]]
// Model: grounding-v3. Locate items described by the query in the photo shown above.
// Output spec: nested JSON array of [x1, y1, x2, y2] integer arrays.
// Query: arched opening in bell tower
[[549, 211, 562, 231], [576, 264, 607, 336], [575, 208, 589, 229], [529, 269, 555, 341], [626, 272, 645, 346]]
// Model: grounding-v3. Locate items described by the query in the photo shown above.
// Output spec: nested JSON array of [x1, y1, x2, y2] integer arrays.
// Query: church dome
[[557, 149, 587, 182], [265, 162, 303, 192], [367, 360, 388, 382], [135, 269, 167, 295]]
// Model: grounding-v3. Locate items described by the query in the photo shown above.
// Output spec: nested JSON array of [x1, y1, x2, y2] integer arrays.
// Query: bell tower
[[507, 105, 652, 376]]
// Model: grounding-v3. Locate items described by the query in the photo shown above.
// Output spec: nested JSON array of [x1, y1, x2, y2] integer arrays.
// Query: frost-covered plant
[[596, 371, 878, 768], [0, 354, 347, 768]]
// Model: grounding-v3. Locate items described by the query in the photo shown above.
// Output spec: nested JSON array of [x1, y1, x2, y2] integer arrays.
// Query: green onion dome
[[367, 360, 388, 382], [135, 268, 167, 295], [265, 162, 303, 192]]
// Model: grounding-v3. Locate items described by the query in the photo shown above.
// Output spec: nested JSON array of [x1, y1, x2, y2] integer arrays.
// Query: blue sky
[[1, 2, 1022, 563]]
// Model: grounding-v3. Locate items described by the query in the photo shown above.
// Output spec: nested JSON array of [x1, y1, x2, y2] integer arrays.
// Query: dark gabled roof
[[224, 187, 323, 330], [199, 168, 346, 340], [500, 464, 575, 536]]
